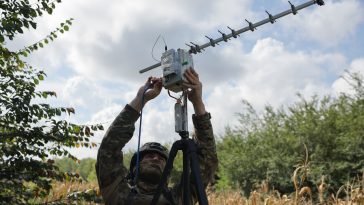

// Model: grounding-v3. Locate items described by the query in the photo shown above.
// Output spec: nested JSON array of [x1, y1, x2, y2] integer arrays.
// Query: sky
[[6, 0, 364, 159]]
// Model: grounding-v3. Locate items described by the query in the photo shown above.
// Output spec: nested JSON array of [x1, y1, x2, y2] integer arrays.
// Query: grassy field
[[37, 174, 364, 205]]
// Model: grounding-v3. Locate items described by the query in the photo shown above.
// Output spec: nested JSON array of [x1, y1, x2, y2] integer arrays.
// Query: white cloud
[[67, 104, 123, 159], [9, 0, 258, 83], [6, 0, 364, 160], [203, 37, 349, 137], [332, 58, 364, 95], [69, 36, 360, 159], [239, 38, 346, 104], [282, 0, 364, 47]]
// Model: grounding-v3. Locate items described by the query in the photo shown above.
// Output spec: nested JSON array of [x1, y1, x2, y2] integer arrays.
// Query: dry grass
[[33, 180, 100, 204], [40, 163, 363, 204], [208, 190, 247, 205], [208, 182, 364, 205], [38, 177, 363, 205]]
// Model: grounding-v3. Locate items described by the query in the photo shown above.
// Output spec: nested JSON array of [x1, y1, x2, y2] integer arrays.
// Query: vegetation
[[1, 0, 363, 204], [216, 72, 364, 198], [33, 161, 364, 204], [0, 0, 103, 204], [54, 79, 364, 203]]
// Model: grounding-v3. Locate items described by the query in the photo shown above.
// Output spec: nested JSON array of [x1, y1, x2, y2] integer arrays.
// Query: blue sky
[[7, 0, 364, 158]]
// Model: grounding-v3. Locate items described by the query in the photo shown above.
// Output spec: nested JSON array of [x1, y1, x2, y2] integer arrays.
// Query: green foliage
[[55, 158, 98, 182], [0, 0, 64, 42], [55, 158, 78, 174], [216, 72, 364, 196], [0, 1, 103, 204], [169, 150, 183, 185], [79, 159, 96, 181], [122, 149, 134, 170], [54, 146, 183, 186]]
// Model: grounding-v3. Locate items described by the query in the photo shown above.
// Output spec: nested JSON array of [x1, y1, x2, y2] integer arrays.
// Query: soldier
[[96, 68, 218, 204]]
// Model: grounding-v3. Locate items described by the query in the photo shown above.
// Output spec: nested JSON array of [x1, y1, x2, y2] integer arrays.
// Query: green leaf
[[41, 2, 48, 8], [47, 8, 53, 14], [34, 79, 39, 85], [17, 27, 24, 33], [85, 127, 91, 136], [97, 125, 104, 130], [64, 25, 69, 31], [42, 92, 48, 98], [56, 109, 61, 116], [66, 107, 75, 115], [38, 75, 44, 80], [74, 126, 81, 134], [21, 51, 28, 57], [30, 22, 37, 29], [19, 61, 25, 68], [39, 42, 43, 48], [0, 35, 4, 43], [23, 20, 29, 28]]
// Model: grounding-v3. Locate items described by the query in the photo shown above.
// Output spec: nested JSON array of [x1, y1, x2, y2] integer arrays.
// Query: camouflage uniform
[[96, 104, 218, 205]]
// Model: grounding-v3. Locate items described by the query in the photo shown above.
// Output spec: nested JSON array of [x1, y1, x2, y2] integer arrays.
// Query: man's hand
[[130, 77, 162, 112], [138, 77, 163, 101], [183, 68, 206, 116]]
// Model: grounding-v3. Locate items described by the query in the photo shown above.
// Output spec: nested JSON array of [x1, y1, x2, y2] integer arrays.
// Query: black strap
[[162, 187, 176, 205], [125, 187, 138, 205]]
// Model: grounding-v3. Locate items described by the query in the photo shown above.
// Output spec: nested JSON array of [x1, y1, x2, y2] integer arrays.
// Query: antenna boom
[[139, 0, 324, 73]]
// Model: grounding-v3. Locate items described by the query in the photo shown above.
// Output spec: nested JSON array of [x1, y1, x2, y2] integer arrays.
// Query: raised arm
[[95, 77, 162, 203], [95, 105, 139, 202], [183, 68, 218, 202]]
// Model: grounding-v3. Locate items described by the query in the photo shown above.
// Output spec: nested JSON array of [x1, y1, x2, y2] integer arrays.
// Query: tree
[[0, 1, 103, 203], [217, 72, 364, 196], [55, 158, 97, 182]]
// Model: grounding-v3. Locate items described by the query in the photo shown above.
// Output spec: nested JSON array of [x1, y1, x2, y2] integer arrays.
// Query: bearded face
[[138, 152, 167, 184]]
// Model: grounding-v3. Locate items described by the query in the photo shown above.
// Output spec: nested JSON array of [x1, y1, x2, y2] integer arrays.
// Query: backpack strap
[[125, 186, 138, 205], [162, 187, 176, 205]]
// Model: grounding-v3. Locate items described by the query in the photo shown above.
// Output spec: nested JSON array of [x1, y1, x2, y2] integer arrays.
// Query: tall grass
[[38, 146, 363, 204], [37, 174, 363, 205]]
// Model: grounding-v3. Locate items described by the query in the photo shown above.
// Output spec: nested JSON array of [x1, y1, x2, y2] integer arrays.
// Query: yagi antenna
[[139, 0, 325, 74]]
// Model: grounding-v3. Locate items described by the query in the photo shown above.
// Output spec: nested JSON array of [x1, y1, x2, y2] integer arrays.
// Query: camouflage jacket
[[96, 104, 218, 205]]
